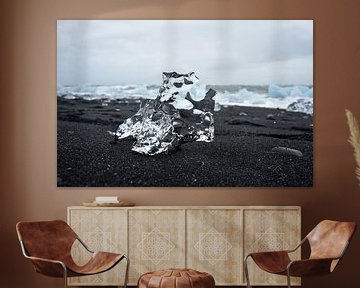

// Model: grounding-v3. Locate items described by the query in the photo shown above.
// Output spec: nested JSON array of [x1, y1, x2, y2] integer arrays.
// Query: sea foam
[[57, 83, 313, 114]]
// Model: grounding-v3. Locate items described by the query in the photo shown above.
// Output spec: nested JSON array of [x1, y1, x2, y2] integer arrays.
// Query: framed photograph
[[57, 20, 313, 187]]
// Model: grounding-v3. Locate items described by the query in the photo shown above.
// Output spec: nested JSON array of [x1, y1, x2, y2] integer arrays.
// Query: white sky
[[57, 20, 313, 85]]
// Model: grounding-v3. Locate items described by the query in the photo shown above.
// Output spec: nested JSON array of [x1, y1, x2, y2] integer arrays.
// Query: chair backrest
[[16, 220, 77, 261], [307, 220, 356, 261]]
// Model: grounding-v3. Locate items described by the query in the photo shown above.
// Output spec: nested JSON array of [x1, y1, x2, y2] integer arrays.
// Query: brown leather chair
[[16, 220, 129, 288], [244, 220, 356, 288]]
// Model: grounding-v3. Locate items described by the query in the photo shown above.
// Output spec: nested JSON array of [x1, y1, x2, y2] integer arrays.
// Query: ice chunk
[[63, 95, 76, 100], [110, 72, 216, 155], [287, 99, 313, 115], [214, 102, 222, 112], [272, 146, 303, 157]]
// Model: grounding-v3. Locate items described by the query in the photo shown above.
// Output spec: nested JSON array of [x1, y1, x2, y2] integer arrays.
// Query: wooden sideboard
[[67, 206, 301, 286]]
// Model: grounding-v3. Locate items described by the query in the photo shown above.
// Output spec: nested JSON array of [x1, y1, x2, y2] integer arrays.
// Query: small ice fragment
[[266, 114, 275, 120], [239, 112, 248, 116], [287, 99, 313, 115], [110, 72, 216, 155], [214, 102, 221, 111], [271, 146, 303, 157], [64, 95, 76, 100]]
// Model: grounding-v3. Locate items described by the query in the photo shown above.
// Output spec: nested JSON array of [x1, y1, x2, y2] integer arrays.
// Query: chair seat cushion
[[138, 268, 215, 288]]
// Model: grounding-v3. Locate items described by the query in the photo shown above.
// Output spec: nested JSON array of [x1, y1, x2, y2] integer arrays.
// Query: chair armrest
[[286, 237, 307, 253], [245, 237, 306, 259], [25, 255, 67, 278], [287, 258, 336, 277], [19, 240, 67, 277], [26, 255, 65, 265], [247, 250, 290, 258], [76, 236, 94, 253]]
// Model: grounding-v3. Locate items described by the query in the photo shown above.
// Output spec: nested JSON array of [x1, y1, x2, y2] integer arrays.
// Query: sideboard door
[[128, 209, 186, 284], [186, 209, 243, 285], [243, 208, 301, 286], [68, 208, 127, 286]]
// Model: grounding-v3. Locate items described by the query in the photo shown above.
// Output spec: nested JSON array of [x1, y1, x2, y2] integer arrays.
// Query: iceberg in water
[[268, 84, 313, 99], [268, 84, 313, 114], [110, 72, 216, 155]]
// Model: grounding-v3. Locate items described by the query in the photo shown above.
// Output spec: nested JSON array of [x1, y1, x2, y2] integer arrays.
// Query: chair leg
[[244, 255, 252, 288], [123, 255, 130, 288], [286, 269, 291, 288], [62, 265, 68, 288]]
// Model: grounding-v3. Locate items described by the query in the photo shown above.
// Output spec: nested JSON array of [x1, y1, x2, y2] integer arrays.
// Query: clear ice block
[[110, 72, 216, 155]]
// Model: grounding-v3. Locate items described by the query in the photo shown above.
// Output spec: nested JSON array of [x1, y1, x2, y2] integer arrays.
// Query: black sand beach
[[57, 98, 313, 187]]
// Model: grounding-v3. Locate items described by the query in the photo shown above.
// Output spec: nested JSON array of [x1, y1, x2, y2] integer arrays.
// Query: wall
[[1, 0, 360, 287]]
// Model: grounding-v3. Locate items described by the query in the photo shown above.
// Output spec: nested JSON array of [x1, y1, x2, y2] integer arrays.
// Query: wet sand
[[57, 98, 313, 187]]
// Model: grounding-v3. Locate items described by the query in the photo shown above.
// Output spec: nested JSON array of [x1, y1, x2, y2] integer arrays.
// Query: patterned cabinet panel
[[68, 208, 127, 286], [243, 209, 301, 286], [187, 209, 243, 285], [128, 209, 186, 284]]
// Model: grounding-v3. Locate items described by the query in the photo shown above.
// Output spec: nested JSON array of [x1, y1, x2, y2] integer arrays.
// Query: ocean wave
[[57, 83, 313, 114], [57, 84, 159, 100]]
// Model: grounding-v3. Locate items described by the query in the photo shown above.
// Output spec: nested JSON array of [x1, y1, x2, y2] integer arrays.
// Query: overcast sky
[[57, 20, 313, 85]]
